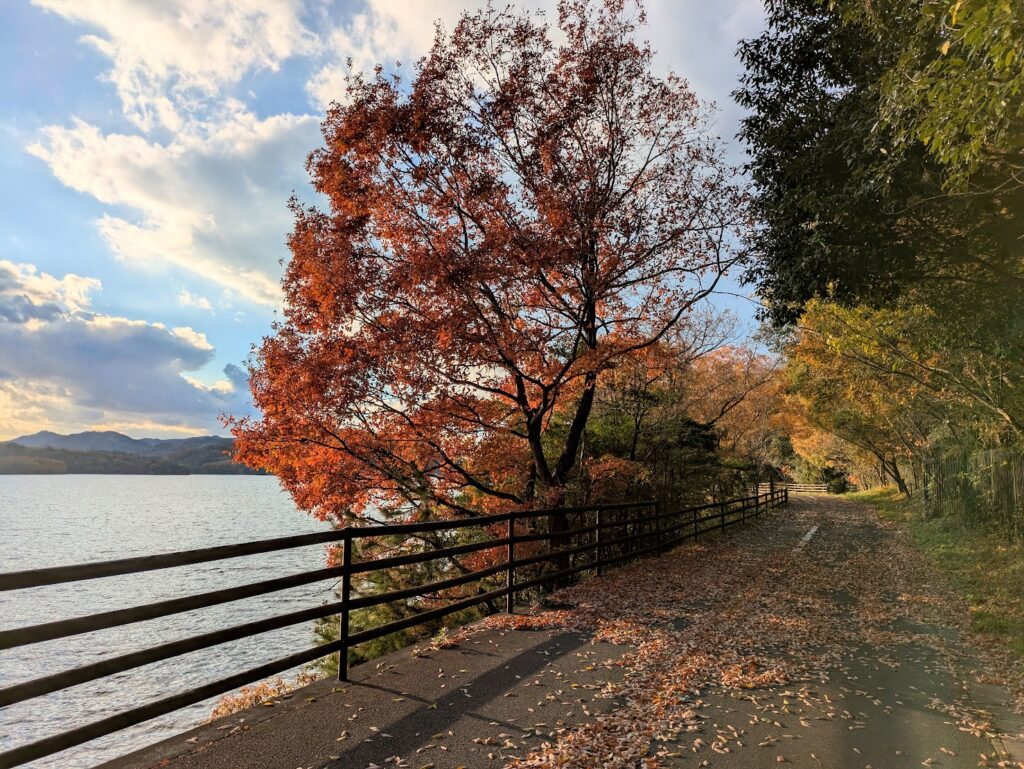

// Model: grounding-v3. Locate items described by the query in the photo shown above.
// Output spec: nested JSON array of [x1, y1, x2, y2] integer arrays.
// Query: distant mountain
[[12, 430, 233, 457], [2, 431, 263, 475]]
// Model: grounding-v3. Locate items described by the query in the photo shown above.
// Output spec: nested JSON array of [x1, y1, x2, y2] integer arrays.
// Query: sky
[[0, 0, 766, 440]]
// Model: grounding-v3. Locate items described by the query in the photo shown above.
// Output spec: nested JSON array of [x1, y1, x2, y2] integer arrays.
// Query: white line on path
[[793, 524, 819, 554]]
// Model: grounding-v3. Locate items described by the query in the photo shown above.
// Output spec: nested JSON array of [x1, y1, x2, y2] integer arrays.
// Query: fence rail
[[0, 488, 787, 768], [758, 482, 829, 494]]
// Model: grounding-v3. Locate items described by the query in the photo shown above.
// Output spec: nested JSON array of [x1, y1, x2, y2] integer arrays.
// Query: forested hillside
[[0, 432, 261, 474]]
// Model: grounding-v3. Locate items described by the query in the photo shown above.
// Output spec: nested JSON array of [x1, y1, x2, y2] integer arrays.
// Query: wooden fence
[[924, 448, 1023, 538], [757, 482, 829, 494], [0, 488, 787, 768]]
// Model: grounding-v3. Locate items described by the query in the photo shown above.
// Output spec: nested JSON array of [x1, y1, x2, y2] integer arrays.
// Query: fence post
[[693, 508, 699, 540], [627, 506, 635, 558], [720, 500, 726, 530], [505, 514, 515, 614], [338, 531, 352, 682], [654, 500, 662, 550], [596, 507, 604, 576]]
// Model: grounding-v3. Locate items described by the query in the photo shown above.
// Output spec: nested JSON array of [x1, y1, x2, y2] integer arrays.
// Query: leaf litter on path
[[443, 497, 1024, 769]]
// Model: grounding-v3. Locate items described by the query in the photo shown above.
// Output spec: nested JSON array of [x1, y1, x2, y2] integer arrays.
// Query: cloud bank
[[0, 260, 250, 438], [27, 110, 319, 308]]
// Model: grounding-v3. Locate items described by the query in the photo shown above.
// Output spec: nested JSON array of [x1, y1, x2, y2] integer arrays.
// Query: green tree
[[735, 0, 1024, 323], [864, 0, 1024, 188]]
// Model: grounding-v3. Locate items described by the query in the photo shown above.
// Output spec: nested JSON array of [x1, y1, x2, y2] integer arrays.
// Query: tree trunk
[[886, 458, 911, 499]]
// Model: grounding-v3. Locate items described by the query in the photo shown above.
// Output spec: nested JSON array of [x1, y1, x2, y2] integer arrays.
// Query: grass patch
[[848, 487, 1024, 660]]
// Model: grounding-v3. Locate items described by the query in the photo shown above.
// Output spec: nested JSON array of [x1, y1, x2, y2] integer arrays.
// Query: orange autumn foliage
[[230, 1, 746, 525]]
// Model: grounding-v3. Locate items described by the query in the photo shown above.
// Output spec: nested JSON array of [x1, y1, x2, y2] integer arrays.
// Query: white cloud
[[178, 289, 213, 311], [0, 260, 250, 438], [28, 110, 320, 307], [0, 259, 100, 318], [32, 0, 317, 132], [644, 0, 765, 145], [721, 0, 767, 40]]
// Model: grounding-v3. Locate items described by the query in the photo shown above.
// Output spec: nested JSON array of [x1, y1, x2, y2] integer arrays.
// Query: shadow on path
[[104, 628, 629, 769]]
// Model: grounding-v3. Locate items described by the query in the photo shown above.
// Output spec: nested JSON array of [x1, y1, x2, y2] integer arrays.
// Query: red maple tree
[[232, 0, 746, 526]]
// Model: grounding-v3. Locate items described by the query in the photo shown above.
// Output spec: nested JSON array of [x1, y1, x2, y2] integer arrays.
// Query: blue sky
[[0, 0, 766, 440]]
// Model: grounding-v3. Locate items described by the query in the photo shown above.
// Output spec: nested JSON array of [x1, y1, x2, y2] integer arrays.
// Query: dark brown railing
[[758, 482, 829, 494], [0, 488, 787, 767]]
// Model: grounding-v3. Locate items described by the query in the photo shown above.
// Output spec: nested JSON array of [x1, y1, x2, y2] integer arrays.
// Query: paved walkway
[[106, 496, 1023, 769]]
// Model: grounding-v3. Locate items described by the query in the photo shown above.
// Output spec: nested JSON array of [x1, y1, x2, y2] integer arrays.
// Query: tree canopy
[[735, 0, 1024, 326], [233, 0, 746, 522]]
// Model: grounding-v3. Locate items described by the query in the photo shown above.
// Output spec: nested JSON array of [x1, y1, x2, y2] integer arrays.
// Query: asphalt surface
[[678, 643, 1004, 768], [103, 495, 1023, 769], [656, 496, 1023, 769], [103, 627, 631, 769]]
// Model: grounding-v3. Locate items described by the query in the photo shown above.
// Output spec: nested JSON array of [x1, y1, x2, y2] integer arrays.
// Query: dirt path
[[110, 495, 1023, 769]]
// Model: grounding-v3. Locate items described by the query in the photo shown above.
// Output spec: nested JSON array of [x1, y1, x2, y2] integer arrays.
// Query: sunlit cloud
[[178, 289, 213, 311], [0, 260, 251, 439], [27, 111, 319, 307], [32, 0, 317, 132], [0, 259, 101, 318]]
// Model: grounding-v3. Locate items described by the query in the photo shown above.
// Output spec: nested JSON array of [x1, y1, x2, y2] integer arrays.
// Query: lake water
[[0, 475, 334, 768]]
